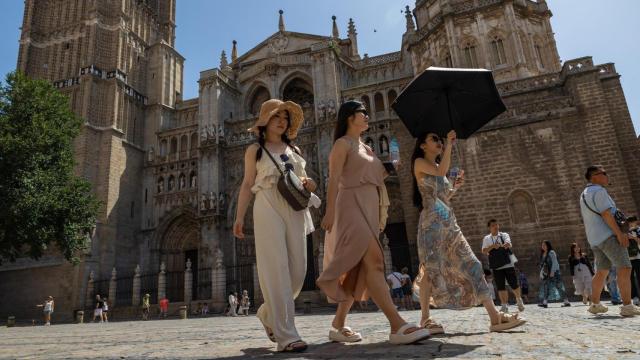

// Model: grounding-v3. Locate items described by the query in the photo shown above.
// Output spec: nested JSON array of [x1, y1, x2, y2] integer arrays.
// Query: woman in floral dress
[[412, 130, 526, 333]]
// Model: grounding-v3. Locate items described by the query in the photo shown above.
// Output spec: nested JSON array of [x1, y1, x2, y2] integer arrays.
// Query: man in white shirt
[[386, 268, 404, 308], [482, 219, 525, 313]]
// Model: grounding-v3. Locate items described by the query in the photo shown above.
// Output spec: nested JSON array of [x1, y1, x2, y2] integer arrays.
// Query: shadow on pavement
[[212, 339, 483, 359]]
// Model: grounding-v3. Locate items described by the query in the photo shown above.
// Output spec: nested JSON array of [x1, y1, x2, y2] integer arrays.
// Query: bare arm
[[233, 145, 259, 239], [321, 139, 350, 232]]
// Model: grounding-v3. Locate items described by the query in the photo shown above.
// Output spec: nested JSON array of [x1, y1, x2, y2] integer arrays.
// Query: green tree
[[0, 72, 99, 264]]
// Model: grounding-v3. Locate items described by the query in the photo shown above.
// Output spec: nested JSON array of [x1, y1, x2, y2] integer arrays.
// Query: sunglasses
[[593, 171, 608, 177], [427, 135, 443, 144], [354, 109, 368, 117], [280, 153, 294, 171]]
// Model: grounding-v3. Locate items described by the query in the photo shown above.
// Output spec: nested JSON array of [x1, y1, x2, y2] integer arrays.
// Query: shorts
[[94, 308, 103, 316], [43, 310, 52, 315], [492, 267, 519, 291], [390, 288, 403, 299], [521, 286, 529, 296], [592, 236, 632, 270]]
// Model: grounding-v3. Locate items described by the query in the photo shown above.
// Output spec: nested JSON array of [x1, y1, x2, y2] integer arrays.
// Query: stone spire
[[405, 5, 416, 33], [220, 50, 228, 68], [231, 40, 238, 62], [278, 10, 285, 32], [332, 15, 339, 38], [348, 18, 359, 59]]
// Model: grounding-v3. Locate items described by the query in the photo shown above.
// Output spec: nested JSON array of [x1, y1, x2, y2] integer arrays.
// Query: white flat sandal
[[389, 323, 430, 345], [329, 326, 363, 343]]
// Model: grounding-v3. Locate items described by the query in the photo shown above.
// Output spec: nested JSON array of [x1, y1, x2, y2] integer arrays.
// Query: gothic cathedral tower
[[16, 0, 184, 284]]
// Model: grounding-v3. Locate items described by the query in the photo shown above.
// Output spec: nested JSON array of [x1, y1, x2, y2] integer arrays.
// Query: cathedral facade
[[1, 0, 638, 320]]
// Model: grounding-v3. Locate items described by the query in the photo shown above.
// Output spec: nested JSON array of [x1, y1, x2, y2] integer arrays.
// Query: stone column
[[157, 262, 166, 303], [184, 258, 193, 304], [108, 267, 117, 307], [382, 234, 393, 272], [85, 270, 94, 307], [252, 263, 263, 307], [317, 241, 324, 274], [211, 252, 226, 304], [132, 265, 141, 306]]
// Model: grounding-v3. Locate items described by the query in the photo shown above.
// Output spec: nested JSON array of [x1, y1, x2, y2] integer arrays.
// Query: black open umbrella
[[391, 67, 506, 139]]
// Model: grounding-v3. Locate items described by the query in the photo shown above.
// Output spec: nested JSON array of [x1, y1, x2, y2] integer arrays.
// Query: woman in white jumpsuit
[[233, 99, 316, 353]]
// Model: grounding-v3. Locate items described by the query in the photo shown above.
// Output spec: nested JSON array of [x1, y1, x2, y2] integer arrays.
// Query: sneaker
[[620, 304, 640, 317], [537, 303, 548, 308], [500, 304, 508, 313], [562, 302, 571, 307], [516, 298, 525, 312], [588, 303, 608, 315], [633, 297, 640, 306]]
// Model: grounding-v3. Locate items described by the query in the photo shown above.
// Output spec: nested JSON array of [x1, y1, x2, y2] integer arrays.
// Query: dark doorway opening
[[384, 223, 412, 274]]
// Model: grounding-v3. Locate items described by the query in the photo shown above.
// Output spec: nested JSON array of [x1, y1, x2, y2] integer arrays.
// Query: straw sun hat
[[248, 99, 304, 139]]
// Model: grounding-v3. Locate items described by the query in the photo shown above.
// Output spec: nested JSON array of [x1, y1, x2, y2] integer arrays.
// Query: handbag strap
[[259, 144, 285, 177]]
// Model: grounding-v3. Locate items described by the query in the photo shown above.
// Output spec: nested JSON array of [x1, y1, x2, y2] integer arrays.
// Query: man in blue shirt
[[580, 165, 639, 316]]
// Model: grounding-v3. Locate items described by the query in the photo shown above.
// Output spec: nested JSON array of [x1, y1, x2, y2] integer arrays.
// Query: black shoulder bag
[[260, 145, 311, 211], [488, 234, 511, 270]]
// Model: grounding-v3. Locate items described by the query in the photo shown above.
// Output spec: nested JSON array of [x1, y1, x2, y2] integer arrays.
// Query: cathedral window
[[170, 137, 178, 155], [491, 38, 507, 66], [464, 44, 478, 68], [387, 89, 398, 109], [535, 44, 545, 69], [374, 92, 385, 114]]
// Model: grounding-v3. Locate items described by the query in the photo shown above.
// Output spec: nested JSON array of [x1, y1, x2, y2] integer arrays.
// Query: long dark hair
[[255, 110, 299, 161], [411, 132, 441, 210], [334, 100, 365, 143], [569, 242, 581, 260], [541, 240, 553, 258]]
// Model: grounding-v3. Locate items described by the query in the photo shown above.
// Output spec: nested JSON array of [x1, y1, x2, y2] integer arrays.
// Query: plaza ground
[[1, 301, 639, 359]]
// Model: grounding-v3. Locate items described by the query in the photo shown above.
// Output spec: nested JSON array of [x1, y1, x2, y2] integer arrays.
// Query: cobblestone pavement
[[2, 302, 640, 359]]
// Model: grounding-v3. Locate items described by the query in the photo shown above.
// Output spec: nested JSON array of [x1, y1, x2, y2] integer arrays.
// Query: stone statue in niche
[[157, 178, 164, 193], [208, 192, 217, 212], [218, 192, 226, 214], [200, 127, 207, 140], [215, 248, 224, 268], [191, 174, 197, 188], [179, 175, 185, 189], [168, 177, 175, 191], [200, 193, 207, 210], [206, 124, 216, 139], [148, 147, 154, 162]]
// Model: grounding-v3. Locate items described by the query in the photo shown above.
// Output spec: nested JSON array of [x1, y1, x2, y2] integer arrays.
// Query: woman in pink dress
[[318, 100, 430, 345]]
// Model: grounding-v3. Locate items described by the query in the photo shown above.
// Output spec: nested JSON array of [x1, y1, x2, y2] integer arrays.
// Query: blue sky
[[0, 1, 637, 135]]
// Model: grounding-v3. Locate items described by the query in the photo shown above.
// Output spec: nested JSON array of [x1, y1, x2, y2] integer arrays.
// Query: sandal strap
[[396, 322, 418, 335]]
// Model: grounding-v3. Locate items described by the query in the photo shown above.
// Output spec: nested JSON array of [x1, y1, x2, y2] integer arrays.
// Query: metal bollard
[[179, 305, 187, 319], [7, 316, 15, 327]]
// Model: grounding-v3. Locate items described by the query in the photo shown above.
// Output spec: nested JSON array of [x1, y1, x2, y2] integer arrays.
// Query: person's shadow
[[210, 339, 483, 359]]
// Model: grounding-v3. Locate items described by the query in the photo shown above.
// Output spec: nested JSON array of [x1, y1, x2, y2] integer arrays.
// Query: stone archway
[[156, 208, 202, 301]]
